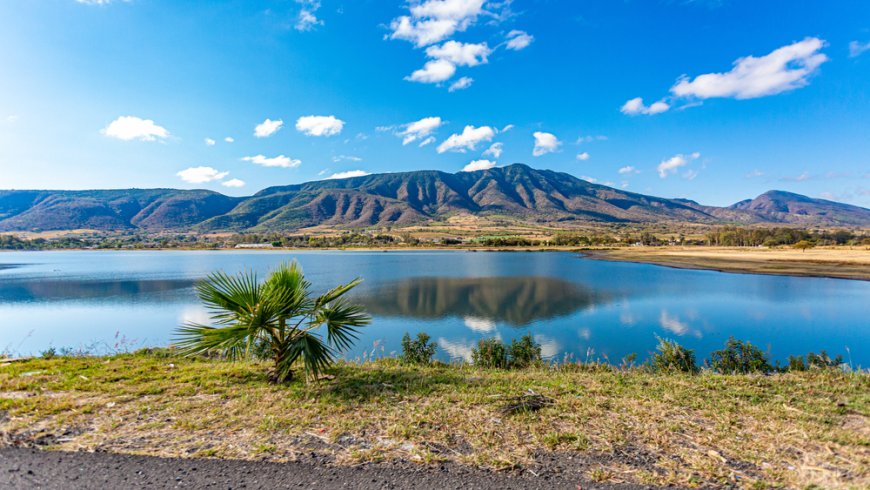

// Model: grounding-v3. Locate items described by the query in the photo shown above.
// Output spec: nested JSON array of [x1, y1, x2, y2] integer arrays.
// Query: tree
[[793, 240, 815, 252], [176, 261, 370, 383]]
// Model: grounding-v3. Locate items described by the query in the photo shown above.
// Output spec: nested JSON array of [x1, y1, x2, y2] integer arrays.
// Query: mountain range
[[1, 164, 868, 232]]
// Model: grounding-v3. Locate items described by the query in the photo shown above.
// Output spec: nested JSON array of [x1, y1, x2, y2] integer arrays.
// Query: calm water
[[0, 250, 867, 367]]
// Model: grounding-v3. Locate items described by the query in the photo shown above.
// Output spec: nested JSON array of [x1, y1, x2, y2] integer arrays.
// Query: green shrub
[[400, 332, 437, 365], [787, 355, 807, 371], [807, 350, 843, 369], [40, 347, 57, 360], [650, 337, 698, 373], [508, 334, 542, 368], [709, 337, 772, 374], [471, 338, 508, 368]]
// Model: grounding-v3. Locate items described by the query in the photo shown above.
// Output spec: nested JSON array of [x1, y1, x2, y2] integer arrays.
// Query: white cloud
[[671, 37, 828, 100], [204, 138, 216, 146], [295, 115, 344, 136], [505, 30, 533, 51], [576, 152, 590, 161], [406, 58, 457, 83], [327, 170, 370, 179], [448, 76, 474, 92], [618, 166, 639, 175], [461, 159, 496, 172], [463, 316, 496, 333], [849, 40, 870, 58], [483, 142, 503, 158], [683, 169, 699, 180], [620, 97, 670, 116], [576, 134, 607, 143], [657, 152, 700, 178], [532, 131, 561, 156], [101, 116, 169, 141], [76, 0, 125, 4], [500, 124, 514, 132], [224, 136, 234, 143], [254, 118, 283, 138], [398, 116, 444, 145], [295, 0, 323, 31], [177, 166, 229, 184], [426, 40, 491, 66], [419, 136, 436, 147], [221, 178, 246, 188], [580, 175, 597, 183], [389, 0, 487, 47], [242, 154, 301, 168], [4, 115, 19, 124], [332, 154, 362, 162], [437, 125, 495, 153]]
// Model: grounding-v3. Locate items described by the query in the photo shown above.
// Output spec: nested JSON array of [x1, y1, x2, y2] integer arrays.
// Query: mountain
[[0, 164, 867, 232], [728, 190, 870, 227]]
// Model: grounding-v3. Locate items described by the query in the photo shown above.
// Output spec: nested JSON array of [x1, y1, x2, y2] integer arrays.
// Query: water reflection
[[359, 276, 605, 325], [0, 278, 197, 304]]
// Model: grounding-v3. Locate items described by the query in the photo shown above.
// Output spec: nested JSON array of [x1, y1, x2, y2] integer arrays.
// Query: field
[[586, 247, 870, 281], [1, 352, 868, 488]]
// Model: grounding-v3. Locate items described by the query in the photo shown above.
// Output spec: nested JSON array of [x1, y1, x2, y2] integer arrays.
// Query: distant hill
[[1, 164, 867, 232]]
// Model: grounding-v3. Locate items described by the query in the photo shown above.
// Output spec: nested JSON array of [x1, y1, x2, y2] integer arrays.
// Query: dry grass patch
[[1, 353, 867, 488]]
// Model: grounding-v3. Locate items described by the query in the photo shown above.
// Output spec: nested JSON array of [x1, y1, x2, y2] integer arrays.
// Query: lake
[[0, 250, 867, 367]]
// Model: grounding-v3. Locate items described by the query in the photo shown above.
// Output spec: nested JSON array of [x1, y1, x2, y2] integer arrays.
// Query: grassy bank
[[585, 247, 870, 281], [1, 352, 868, 488]]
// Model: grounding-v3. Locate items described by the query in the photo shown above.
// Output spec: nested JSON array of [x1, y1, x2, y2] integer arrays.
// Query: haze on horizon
[[0, 0, 868, 208]]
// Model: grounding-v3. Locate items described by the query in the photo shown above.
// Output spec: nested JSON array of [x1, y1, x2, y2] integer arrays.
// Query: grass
[[1, 351, 868, 488]]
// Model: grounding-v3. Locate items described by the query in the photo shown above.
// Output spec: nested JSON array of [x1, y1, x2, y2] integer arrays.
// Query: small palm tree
[[175, 261, 370, 383]]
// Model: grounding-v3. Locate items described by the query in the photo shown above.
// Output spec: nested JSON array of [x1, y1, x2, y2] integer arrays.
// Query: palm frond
[[314, 277, 363, 309], [174, 322, 254, 359], [281, 332, 333, 381], [196, 270, 262, 324], [314, 299, 371, 352]]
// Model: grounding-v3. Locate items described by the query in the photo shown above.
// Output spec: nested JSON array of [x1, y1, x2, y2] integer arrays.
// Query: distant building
[[234, 243, 275, 249]]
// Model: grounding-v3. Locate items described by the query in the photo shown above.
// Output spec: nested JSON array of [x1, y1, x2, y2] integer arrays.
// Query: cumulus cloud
[[618, 166, 639, 175], [204, 138, 216, 146], [620, 97, 670, 116], [397, 116, 444, 145], [389, 0, 487, 48], [418, 136, 436, 147], [461, 159, 496, 172], [849, 40, 870, 58], [580, 175, 597, 183], [406, 58, 457, 83], [242, 154, 301, 168], [295, 115, 344, 136], [295, 0, 323, 31], [327, 170, 370, 179], [671, 37, 828, 99], [505, 30, 533, 50], [426, 40, 491, 66], [448, 76, 474, 92], [657, 152, 700, 178], [224, 136, 234, 143], [254, 118, 283, 138], [101, 116, 169, 141], [437, 125, 495, 153], [576, 152, 590, 161], [532, 131, 561, 156], [483, 142, 503, 158], [221, 178, 246, 188], [177, 166, 229, 184]]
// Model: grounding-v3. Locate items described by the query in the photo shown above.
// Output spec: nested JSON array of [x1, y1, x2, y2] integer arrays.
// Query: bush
[[40, 347, 57, 360], [650, 337, 698, 373], [472, 338, 508, 368], [807, 350, 843, 369], [709, 337, 772, 374], [400, 332, 437, 365], [787, 355, 807, 371], [508, 334, 542, 368]]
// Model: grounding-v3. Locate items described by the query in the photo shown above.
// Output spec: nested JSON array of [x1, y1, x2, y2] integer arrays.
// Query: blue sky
[[0, 0, 868, 207]]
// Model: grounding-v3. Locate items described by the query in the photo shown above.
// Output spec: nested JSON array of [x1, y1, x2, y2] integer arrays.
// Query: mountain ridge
[[1, 164, 868, 232]]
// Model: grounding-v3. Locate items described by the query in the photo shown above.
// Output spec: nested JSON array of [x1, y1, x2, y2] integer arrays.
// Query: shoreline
[[1, 353, 867, 488]]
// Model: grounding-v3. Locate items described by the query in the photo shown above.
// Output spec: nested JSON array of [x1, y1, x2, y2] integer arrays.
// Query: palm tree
[[175, 261, 370, 382]]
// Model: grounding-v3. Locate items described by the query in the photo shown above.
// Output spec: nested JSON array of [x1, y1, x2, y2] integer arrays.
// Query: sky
[[0, 0, 869, 207]]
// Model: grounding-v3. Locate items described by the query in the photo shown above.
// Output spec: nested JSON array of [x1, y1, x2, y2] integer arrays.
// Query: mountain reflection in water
[[358, 276, 604, 325], [0, 278, 197, 304]]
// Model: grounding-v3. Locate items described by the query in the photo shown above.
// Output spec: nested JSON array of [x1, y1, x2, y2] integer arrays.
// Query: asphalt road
[[0, 447, 662, 489]]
